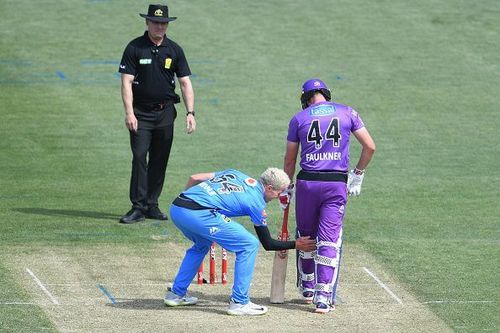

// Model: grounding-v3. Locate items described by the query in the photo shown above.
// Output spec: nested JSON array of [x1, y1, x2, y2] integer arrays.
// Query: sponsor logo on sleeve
[[245, 178, 257, 187], [260, 210, 268, 226]]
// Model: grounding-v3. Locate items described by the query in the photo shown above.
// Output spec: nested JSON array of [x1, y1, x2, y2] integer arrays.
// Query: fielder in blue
[[164, 167, 316, 316]]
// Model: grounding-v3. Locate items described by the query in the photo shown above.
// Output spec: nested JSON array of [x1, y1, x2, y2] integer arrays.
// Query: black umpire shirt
[[119, 31, 191, 107]]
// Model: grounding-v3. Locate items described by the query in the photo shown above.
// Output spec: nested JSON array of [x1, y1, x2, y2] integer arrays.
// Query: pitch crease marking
[[362, 267, 403, 305], [26, 268, 60, 305]]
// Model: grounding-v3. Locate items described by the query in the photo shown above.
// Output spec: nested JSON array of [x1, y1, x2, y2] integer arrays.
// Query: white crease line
[[423, 300, 494, 304], [0, 302, 37, 305], [26, 268, 60, 305], [362, 267, 403, 305]]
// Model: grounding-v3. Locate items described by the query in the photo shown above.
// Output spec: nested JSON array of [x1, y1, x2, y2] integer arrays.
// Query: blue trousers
[[169, 205, 260, 304]]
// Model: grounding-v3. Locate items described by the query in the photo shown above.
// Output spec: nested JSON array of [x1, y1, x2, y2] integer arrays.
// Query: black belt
[[135, 100, 174, 112], [172, 194, 212, 210], [297, 170, 348, 183]]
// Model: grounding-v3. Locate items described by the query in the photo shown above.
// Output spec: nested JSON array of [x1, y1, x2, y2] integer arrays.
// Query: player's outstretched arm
[[254, 226, 315, 251]]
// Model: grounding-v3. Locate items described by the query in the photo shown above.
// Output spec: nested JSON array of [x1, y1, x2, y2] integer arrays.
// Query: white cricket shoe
[[227, 299, 268, 316], [164, 288, 198, 307]]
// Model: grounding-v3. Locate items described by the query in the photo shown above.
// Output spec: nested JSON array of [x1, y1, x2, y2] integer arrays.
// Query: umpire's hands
[[186, 114, 196, 134], [347, 170, 364, 196], [125, 113, 138, 132], [295, 236, 316, 252]]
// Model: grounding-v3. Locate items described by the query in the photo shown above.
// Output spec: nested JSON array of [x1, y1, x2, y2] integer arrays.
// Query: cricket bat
[[270, 207, 289, 303]]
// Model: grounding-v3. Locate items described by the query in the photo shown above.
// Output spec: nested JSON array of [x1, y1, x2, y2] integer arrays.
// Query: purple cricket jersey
[[287, 101, 365, 172]]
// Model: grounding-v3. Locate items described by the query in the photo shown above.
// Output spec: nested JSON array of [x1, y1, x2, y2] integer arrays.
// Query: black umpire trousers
[[128, 104, 176, 211]]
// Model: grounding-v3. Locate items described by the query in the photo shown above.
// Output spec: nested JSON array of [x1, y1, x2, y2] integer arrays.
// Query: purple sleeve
[[286, 116, 299, 142], [350, 108, 365, 132]]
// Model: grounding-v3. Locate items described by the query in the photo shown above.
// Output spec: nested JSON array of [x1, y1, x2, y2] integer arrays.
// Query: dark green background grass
[[1, 0, 499, 331]]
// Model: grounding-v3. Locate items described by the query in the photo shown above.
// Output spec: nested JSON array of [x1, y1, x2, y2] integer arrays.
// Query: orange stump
[[221, 248, 228, 285]]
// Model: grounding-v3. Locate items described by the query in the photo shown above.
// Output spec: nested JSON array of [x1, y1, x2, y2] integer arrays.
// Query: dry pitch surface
[[4, 243, 451, 332]]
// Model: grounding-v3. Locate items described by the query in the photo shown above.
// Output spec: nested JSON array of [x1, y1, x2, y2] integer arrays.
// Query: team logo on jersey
[[339, 205, 345, 215], [260, 210, 268, 226], [139, 58, 152, 65], [245, 177, 257, 187], [310, 104, 335, 116], [164, 58, 172, 69]]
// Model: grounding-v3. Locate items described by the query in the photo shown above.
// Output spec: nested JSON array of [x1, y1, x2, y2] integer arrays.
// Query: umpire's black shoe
[[119, 209, 145, 224], [145, 206, 169, 220]]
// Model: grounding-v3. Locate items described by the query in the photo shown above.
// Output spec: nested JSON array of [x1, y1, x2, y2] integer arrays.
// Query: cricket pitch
[[4, 243, 451, 332]]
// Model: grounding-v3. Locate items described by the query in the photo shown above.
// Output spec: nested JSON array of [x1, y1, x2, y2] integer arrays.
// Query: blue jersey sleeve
[[247, 204, 268, 227]]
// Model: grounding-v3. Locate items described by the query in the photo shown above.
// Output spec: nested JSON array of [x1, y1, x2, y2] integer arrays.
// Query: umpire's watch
[[186, 111, 195, 116]]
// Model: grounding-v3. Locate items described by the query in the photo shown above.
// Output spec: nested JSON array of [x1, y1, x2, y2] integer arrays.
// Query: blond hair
[[259, 167, 290, 190]]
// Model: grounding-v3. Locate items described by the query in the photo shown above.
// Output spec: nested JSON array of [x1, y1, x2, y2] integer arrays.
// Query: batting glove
[[347, 169, 365, 196], [278, 184, 294, 210]]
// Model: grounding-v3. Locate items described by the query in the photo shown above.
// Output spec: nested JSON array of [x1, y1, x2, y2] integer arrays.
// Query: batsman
[[281, 79, 376, 313]]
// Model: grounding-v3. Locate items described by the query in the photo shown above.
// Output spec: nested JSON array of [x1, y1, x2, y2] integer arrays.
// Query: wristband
[[186, 111, 195, 116], [354, 168, 365, 175]]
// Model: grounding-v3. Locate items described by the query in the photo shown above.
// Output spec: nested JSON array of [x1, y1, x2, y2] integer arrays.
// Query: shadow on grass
[[12, 207, 120, 220]]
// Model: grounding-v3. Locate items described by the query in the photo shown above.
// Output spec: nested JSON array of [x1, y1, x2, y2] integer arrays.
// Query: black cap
[[139, 4, 177, 23]]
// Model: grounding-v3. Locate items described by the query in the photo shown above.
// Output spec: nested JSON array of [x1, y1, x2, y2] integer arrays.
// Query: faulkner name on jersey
[[306, 152, 342, 162]]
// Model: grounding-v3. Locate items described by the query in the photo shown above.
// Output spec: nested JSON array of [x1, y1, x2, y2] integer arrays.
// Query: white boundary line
[[26, 268, 60, 305], [363, 267, 403, 305]]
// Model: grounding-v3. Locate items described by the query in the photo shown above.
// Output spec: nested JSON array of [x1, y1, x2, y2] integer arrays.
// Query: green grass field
[[1, 0, 499, 332]]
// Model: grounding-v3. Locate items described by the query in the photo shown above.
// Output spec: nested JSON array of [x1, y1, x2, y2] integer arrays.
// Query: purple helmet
[[300, 78, 331, 109]]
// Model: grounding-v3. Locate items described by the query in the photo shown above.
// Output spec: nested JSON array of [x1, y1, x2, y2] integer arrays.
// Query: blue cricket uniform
[[169, 169, 268, 304]]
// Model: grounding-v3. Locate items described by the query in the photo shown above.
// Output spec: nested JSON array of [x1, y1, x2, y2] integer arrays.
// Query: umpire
[[118, 4, 196, 224]]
